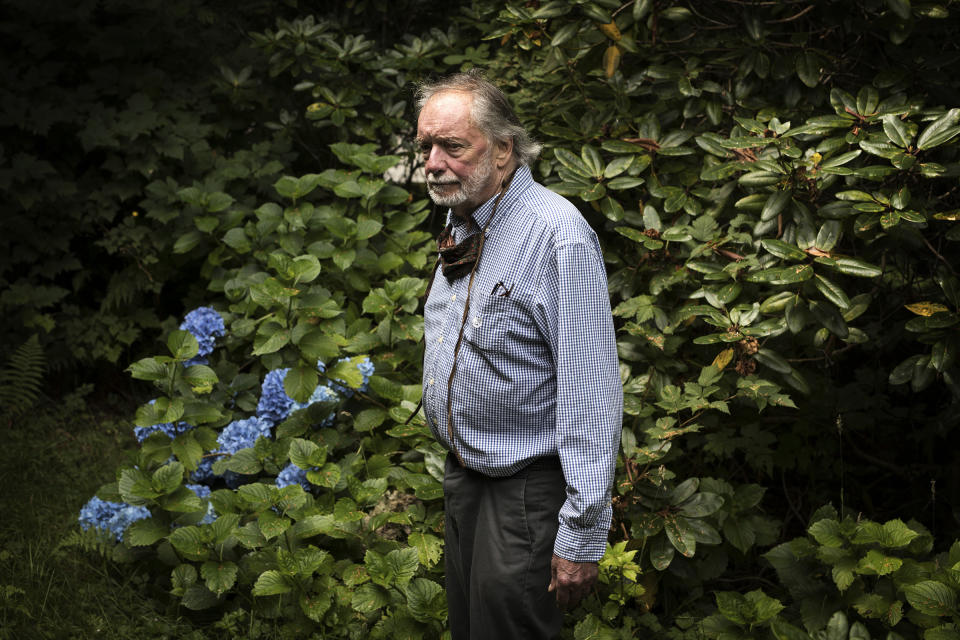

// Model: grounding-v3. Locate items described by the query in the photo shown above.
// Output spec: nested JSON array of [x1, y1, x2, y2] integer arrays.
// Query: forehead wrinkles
[[417, 90, 486, 140]]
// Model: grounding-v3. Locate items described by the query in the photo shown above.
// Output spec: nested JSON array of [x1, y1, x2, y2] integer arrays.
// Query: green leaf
[[201, 561, 238, 596], [128, 357, 168, 381], [883, 114, 913, 148], [857, 550, 902, 576], [284, 364, 318, 404], [252, 323, 290, 356], [664, 515, 696, 557], [404, 578, 446, 622], [814, 275, 852, 310], [152, 461, 184, 495], [761, 239, 807, 261], [761, 190, 792, 221], [831, 257, 882, 278], [796, 51, 820, 88], [183, 365, 218, 393], [407, 532, 443, 568], [809, 519, 845, 547], [678, 492, 723, 518], [169, 526, 207, 560], [307, 463, 341, 489], [252, 570, 292, 596], [917, 108, 960, 149], [300, 592, 332, 623], [904, 580, 957, 616], [167, 330, 200, 360], [289, 438, 326, 470], [366, 547, 419, 588], [298, 329, 340, 362], [328, 358, 363, 391], [649, 534, 675, 570], [125, 518, 168, 546], [554, 147, 592, 178], [815, 221, 843, 252]]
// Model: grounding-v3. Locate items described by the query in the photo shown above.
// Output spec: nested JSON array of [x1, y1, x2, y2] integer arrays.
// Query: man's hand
[[548, 554, 598, 609]]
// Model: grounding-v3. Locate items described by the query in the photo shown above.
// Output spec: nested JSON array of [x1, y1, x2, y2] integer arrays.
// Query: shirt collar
[[446, 164, 535, 237]]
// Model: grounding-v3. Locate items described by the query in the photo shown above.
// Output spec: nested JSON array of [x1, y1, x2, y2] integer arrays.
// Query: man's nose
[[424, 145, 448, 174]]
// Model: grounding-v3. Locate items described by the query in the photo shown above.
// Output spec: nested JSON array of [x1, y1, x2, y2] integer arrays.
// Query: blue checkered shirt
[[421, 165, 622, 562]]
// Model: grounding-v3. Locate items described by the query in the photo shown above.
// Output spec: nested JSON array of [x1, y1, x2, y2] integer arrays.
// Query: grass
[[0, 385, 202, 639]]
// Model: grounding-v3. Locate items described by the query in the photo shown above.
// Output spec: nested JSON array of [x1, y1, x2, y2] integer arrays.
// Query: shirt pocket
[[463, 292, 530, 353]]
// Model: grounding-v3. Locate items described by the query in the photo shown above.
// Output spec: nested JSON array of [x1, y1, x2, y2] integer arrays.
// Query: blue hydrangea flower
[[78, 496, 151, 542], [190, 456, 216, 484], [256, 368, 293, 425], [180, 306, 225, 358], [186, 484, 217, 525], [275, 463, 311, 491], [216, 416, 273, 455], [134, 420, 193, 443], [290, 383, 338, 427], [329, 356, 375, 398]]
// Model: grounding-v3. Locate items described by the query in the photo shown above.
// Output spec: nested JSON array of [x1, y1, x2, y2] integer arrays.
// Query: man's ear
[[495, 137, 514, 169]]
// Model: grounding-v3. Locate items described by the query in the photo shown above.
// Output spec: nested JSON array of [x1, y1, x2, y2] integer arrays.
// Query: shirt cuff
[[552, 506, 612, 563]]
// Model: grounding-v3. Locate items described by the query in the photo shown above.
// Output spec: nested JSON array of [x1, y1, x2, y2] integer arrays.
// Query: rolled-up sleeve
[[537, 239, 623, 562]]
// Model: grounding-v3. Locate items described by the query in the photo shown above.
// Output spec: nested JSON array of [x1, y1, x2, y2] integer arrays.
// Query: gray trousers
[[443, 455, 566, 640]]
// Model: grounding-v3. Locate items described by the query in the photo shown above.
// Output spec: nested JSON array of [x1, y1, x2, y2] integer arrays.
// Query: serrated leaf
[[201, 561, 238, 596], [904, 580, 957, 616], [252, 570, 292, 596]]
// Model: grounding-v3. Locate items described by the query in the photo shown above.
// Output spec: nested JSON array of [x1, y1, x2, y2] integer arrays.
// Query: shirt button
[[429, 378, 434, 385], [437, 336, 443, 343], [451, 294, 456, 301], [472, 316, 481, 328]]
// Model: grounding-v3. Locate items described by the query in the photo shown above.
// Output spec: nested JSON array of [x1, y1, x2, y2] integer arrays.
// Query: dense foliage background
[[4, 0, 960, 638]]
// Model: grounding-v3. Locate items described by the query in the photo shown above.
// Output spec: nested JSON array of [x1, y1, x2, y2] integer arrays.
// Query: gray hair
[[415, 69, 542, 166]]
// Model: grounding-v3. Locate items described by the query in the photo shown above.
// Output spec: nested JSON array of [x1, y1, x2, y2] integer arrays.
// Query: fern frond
[[0, 334, 46, 418]]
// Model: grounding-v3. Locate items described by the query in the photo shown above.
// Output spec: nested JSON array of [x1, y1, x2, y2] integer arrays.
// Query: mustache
[[426, 175, 460, 186]]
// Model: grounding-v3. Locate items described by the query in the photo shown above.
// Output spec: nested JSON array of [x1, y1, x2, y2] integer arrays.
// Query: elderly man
[[414, 70, 622, 639]]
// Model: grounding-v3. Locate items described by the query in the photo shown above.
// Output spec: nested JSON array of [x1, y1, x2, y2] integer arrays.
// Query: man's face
[[416, 90, 501, 217]]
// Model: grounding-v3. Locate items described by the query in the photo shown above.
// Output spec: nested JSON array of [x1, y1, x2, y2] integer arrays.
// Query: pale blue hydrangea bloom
[[256, 368, 293, 425], [275, 463, 311, 491], [216, 416, 273, 454], [134, 419, 193, 442], [179, 306, 225, 358], [78, 496, 151, 542], [186, 484, 217, 524], [190, 457, 215, 484]]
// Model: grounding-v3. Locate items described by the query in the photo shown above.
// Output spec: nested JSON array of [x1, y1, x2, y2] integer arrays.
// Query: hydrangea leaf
[[125, 518, 169, 547], [298, 329, 340, 362], [251, 570, 292, 596], [171, 564, 197, 595], [300, 592, 333, 623], [407, 532, 443, 568], [201, 560, 238, 596], [183, 365, 218, 394], [167, 330, 200, 360], [404, 578, 445, 622], [366, 547, 418, 588], [351, 582, 390, 614], [128, 357, 168, 381], [208, 514, 241, 545], [286, 438, 320, 470], [284, 364, 318, 404], [904, 580, 958, 616], [119, 467, 160, 503], [169, 526, 208, 561], [172, 432, 203, 471]]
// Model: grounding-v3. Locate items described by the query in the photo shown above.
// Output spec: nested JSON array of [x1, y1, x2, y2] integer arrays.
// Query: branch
[[921, 233, 958, 277], [767, 4, 815, 24]]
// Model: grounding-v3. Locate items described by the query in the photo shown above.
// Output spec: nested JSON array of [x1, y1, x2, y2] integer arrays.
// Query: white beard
[[426, 150, 494, 209]]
